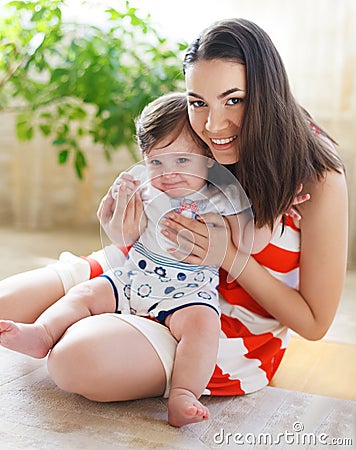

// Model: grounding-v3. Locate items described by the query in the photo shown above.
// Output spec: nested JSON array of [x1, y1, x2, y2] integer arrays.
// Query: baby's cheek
[[150, 179, 161, 191]]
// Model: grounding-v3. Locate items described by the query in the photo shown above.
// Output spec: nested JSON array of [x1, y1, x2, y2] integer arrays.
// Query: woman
[[0, 18, 348, 416]]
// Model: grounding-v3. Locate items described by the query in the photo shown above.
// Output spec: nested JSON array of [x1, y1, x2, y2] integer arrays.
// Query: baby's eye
[[177, 157, 189, 164], [149, 159, 162, 166], [226, 97, 244, 105]]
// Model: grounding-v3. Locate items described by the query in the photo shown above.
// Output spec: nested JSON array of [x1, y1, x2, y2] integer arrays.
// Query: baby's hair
[[135, 92, 209, 155]]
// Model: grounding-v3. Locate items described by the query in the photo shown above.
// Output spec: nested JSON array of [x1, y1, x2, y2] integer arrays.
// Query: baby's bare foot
[[168, 387, 210, 427], [0, 320, 52, 358]]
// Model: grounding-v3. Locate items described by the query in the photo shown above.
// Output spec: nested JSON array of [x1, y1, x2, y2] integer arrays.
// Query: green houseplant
[[0, 0, 187, 178]]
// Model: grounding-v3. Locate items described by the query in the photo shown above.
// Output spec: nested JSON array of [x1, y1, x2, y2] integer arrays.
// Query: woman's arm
[[162, 170, 348, 340], [226, 213, 273, 255], [224, 170, 348, 340], [227, 188, 312, 255]]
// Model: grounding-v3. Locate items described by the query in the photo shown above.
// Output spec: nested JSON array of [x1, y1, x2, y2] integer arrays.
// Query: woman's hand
[[285, 185, 311, 220], [97, 181, 147, 247], [161, 212, 234, 267]]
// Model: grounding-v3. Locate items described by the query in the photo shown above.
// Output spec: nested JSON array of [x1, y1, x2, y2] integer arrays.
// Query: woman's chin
[[212, 153, 238, 165], [209, 146, 239, 165]]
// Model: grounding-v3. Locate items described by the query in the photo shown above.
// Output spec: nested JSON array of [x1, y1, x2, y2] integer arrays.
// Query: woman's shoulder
[[307, 166, 346, 198], [299, 167, 348, 229]]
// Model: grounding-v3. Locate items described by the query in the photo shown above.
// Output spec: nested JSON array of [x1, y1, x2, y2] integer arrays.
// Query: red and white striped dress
[[205, 215, 300, 395]]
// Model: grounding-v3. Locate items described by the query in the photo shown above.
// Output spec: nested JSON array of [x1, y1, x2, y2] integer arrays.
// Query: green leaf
[[58, 149, 69, 164], [52, 137, 67, 146], [74, 149, 87, 179], [178, 42, 188, 51], [105, 8, 123, 21], [39, 112, 53, 119], [25, 126, 34, 139], [39, 124, 51, 136], [16, 117, 33, 141]]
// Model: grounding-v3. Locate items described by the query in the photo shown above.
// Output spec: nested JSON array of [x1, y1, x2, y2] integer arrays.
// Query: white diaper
[[110, 314, 177, 398]]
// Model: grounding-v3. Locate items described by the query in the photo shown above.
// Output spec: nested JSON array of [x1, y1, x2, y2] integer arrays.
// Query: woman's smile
[[210, 135, 237, 145], [209, 135, 238, 153]]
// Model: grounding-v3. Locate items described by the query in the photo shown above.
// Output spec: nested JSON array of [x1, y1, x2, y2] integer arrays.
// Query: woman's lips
[[210, 135, 237, 150], [211, 135, 237, 145]]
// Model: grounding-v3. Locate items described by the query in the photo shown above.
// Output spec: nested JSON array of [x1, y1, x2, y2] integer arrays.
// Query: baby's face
[[145, 127, 212, 198]]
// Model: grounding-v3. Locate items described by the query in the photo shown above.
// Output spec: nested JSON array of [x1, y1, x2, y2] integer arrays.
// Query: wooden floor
[[270, 335, 356, 401]]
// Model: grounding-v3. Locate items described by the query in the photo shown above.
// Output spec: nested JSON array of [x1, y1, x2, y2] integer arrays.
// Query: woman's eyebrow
[[187, 88, 245, 101], [218, 88, 245, 99], [187, 91, 204, 99]]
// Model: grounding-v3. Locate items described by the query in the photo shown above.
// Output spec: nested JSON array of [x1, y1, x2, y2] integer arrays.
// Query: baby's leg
[[0, 277, 116, 358], [165, 305, 220, 427], [0, 252, 96, 323], [0, 267, 65, 323]]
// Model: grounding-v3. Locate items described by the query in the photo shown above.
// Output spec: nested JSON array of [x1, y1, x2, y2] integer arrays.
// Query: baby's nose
[[162, 171, 178, 178]]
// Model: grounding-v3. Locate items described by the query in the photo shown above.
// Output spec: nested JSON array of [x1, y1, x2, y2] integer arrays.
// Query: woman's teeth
[[211, 136, 237, 145]]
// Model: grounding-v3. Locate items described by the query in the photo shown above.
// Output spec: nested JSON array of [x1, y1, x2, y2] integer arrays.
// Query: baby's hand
[[111, 164, 146, 199], [112, 174, 140, 200], [97, 164, 148, 246]]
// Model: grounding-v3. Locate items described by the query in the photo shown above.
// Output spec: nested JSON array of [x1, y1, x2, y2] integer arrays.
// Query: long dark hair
[[183, 18, 343, 228]]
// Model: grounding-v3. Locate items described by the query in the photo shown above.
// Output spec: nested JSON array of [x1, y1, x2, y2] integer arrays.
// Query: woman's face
[[185, 59, 246, 165]]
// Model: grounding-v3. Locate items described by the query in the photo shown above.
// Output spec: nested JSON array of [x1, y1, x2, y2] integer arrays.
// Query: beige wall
[[0, 112, 135, 229], [0, 0, 355, 266]]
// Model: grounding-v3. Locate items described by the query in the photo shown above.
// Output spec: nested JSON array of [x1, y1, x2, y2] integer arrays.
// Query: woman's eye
[[189, 100, 206, 108], [226, 97, 244, 105]]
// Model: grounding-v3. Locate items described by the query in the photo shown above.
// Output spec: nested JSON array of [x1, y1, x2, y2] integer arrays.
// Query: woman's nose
[[205, 109, 228, 133]]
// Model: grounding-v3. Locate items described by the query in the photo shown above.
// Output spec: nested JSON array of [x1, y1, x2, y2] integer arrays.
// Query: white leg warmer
[[47, 252, 91, 293], [47, 245, 127, 293]]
